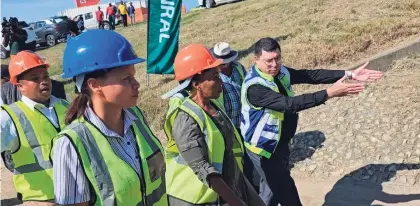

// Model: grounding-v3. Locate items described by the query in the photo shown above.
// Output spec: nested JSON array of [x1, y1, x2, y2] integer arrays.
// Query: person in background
[[1, 50, 69, 205], [52, 30, 167, 206], [210, 42, 261, 191], [128, 2, 136, 25], [1, 64, 9, 85], [67, 20, 80, 37], [106, 3, 116, 30], [118, 1, 128, 27], [241, 37, 383, 206], [209, 42, 246, 130], [2, 17, 28, 56], [76, 15, 85, 32], [96, 6, 105, 29], [163, 44, 264, 206]]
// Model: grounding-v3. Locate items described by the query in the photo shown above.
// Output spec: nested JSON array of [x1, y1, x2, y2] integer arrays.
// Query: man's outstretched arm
[[288, 62, 383, 85]]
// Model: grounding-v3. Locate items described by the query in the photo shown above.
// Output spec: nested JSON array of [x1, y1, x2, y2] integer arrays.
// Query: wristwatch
[[346, 71, 353, 80]]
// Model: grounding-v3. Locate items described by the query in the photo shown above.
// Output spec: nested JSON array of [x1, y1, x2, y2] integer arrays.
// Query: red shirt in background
[[96, 10, 104, 21], [107, 6, 115, 16]]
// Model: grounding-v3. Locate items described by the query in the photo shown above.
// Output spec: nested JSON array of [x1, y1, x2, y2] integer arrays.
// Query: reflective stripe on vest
[[164, 92, 189, 154], [240, 65, 292, 159], [54, 107, 167, 206], [1, 99, 68, 201], [129, 107, 167, 206], [164, 98, 244, 204]]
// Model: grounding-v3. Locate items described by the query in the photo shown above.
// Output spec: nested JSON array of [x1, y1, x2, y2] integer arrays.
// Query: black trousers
[[98, 20, 104, 29], [246, 146, 302, 206], [121, 14, 128, 27]]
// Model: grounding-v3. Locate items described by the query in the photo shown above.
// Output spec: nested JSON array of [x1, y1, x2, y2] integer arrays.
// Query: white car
[[73, 12, 113, 31], [198, 0, 243, 8]]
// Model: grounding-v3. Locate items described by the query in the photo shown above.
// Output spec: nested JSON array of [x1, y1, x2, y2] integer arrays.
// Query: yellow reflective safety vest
[[164, 97, 244, 204], [52, 107, 167, 206], [1, 99, 69, 201]]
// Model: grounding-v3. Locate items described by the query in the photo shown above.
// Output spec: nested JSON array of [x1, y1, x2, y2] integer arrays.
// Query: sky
[[1, 0, 199, 23]]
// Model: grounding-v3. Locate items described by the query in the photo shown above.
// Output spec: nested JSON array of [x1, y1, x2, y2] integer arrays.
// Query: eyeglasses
[[261, 57, 282, 66]]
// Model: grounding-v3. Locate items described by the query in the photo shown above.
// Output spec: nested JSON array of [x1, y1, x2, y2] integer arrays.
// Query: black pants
[[243, 144, 261, 192], [247, 146, 302, 206], [122, 14, 128, 27], [98, 20, 104, 29], [108, 15, 115, 30], [235, 127, 261, 191]]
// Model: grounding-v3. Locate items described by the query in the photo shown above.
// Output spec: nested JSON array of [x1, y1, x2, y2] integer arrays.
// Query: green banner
[[147, 0, 182, 74]]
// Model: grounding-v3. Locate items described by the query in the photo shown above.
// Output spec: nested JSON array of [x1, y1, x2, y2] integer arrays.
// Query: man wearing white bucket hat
[[210, 42, 262, 192], [209, 42, 246, 130]]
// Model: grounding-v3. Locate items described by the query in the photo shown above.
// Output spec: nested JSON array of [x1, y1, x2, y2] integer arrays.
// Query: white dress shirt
[[1, 95, 61, 152]]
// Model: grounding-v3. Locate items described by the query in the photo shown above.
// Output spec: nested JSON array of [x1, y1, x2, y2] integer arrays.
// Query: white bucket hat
[[209, 42, 238, 64]]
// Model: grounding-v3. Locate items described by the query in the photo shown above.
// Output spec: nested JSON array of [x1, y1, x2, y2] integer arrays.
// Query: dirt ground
[[2, 164, 420, 206]]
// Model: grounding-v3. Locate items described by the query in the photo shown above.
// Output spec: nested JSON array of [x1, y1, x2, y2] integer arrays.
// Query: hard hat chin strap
[[75, 74, 86, 93], [161, 77, 192, 100]]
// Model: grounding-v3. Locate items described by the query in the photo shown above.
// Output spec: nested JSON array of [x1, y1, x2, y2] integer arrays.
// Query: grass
[[3, 0, 420, 143]]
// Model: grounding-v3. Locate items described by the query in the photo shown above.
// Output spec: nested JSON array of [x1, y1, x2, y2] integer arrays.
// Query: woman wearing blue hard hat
[[51, 30, 167, 206]]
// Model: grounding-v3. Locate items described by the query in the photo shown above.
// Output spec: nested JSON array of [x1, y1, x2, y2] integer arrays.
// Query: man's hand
[[352, 62, 384, 82], [327, 75, 365, 98]]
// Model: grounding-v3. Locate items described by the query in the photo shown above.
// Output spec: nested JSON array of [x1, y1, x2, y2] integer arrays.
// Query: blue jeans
[[129, 14, 135, 24], [246, 146, 302, 206]]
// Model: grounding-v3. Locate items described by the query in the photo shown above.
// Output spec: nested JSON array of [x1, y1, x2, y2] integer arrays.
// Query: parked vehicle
[[72, 12, 121, 31], [28, 16, 70, 47], [23, 27, 37, 51], [199, 0, 243, 9], [48, 16, 71, 40]]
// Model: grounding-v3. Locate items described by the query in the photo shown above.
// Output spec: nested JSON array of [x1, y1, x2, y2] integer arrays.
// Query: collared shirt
[[53, 107, 140, 205], [220, 62, 246, 128], [1, 95, 61, 153]]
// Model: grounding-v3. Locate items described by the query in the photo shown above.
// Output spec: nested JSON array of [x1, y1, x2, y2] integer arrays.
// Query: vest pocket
[[146, 151, 165, 182]]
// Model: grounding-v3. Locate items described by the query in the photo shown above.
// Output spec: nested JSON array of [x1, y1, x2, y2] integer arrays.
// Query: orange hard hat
[[9, 50, 49, 85], [174, 44, 223, 81]]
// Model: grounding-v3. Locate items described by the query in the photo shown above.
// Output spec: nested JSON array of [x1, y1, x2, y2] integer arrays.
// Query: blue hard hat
[[62, 30, 145, 78]]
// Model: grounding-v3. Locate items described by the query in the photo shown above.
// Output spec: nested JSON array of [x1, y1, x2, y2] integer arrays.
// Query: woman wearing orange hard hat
[[1, 50, 69, 205], [163, 44, 264, 206]]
